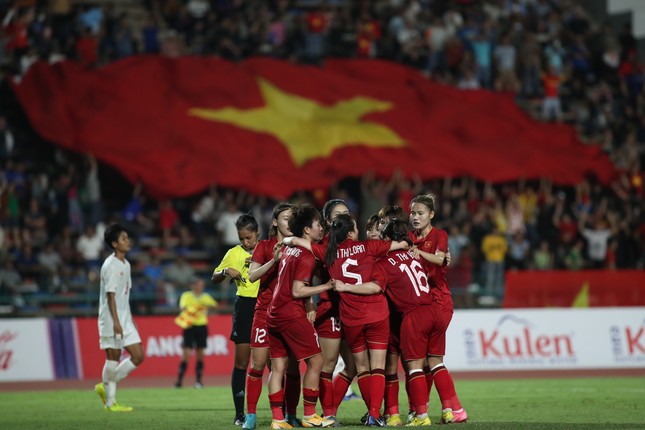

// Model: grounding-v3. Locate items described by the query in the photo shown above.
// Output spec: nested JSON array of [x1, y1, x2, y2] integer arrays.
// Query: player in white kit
[[94, 224, 144, 411]]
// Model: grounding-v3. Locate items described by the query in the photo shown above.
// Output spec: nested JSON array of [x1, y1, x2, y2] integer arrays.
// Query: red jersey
[[313, 239, 390, 326], [409, 228, 453, 311], [310, 235, 340, 319], [266, 245, 316, 326], [372, 250, 433, 315], [306, 11, 327, 33], [543, 74, 560, 97], [251, 237, 280, 314]]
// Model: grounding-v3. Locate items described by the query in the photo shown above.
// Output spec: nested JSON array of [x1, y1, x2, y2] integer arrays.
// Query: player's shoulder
[[257, 237, 278, 252], [101, 254, 118, 270]]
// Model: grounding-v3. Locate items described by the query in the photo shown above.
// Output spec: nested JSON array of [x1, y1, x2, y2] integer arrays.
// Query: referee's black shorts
[[183, 325, 208, 349], [230, 296, 257, 344]]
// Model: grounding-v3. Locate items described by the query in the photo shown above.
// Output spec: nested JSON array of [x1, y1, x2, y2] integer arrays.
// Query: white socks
[[102, 360, 118, 406], [115, 358, 137, 382], [102, 358, 138, 406]]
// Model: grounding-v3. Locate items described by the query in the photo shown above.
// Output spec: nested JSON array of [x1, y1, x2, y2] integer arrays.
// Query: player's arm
[[248, 243, 282, 282], [389, 240, 410, 251], [414, 248, 445, 266], [305, 297, 316, 323], [292, 279, 332, 299], [283, 236, 312, 252], [334, 279, 383, 295], [107, 292, 123, 337]]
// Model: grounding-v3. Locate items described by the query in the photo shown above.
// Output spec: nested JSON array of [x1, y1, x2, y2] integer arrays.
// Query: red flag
[[13, 57, 615, 198]]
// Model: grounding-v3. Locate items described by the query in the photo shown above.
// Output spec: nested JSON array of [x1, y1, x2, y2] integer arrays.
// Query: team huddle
[[92, 195, 468, 428], [226, 196, 468, 429]]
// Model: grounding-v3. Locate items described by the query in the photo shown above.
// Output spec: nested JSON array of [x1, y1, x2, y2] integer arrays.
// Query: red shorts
[[315, 301, 342, 339], [268, 317, 321, 361], [388, 310, 403, 355], [400, 305, 440, 360], [343, 318, 389, 354], [315, 314, 342, 339], [250, 312, 269, 349], [428, 307, 453, 357]]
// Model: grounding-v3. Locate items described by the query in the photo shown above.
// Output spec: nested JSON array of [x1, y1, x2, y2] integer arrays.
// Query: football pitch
[[1, 377, 644, 430]]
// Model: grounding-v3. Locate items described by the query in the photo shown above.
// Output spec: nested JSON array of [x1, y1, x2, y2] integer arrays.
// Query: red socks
[[319, 371, 334, 417], [384, 373, 400, 416], [246, 368, 264, 414], [269, 389, 285, 420]]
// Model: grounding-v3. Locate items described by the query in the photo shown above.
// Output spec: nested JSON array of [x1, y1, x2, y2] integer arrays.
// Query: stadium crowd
[[0, 0, 644, 314]]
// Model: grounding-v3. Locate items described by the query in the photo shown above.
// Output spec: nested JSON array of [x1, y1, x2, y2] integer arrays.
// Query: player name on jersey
[[285, 247, 302, 258], [387, 251, 414, 265], [337, 243, 366, 258]]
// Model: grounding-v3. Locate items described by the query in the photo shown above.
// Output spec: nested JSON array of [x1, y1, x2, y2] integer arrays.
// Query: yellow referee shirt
[[214, 245, 260, 298], [175, 291, 217, 328]]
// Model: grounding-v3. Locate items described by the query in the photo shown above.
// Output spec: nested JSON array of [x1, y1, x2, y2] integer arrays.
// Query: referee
[[175, 276, 217, 388], [212, 214, 261, 426]]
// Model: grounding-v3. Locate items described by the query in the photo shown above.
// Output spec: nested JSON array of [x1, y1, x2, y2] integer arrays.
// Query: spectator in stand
[[216, 192, 245, 251], [564, 239, 585, 270], [542, 64, 562, 122], [15, 243, 40, 291], [38, 242, 65, 292], [579, 213, 614, 269], [121, 184, 155, 237], [0, 115, 15, 161], [457, 68, 480, 90], [481, 225, 508, 302], [113, 12, 134, 59], [164, 253, 195, 293], [23, 197, 47, 246], [471, 29, 493, 89], [77, 224, 104, 274], [158, 200, 179, 249], [2, 6, 31, 64], [76, 27, 98, 68], [0, 258, 22, 297], [532, 241, 553, 270], [82, 155, 103, 227], [142, 253, 163, 292], [506, 232, 530, 270]]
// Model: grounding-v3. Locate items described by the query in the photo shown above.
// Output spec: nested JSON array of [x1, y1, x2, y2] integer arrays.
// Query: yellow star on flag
[[189, 78, 405, 166]]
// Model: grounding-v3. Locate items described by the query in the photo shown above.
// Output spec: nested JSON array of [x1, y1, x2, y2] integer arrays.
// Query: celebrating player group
[[228, 195, 468, 429]]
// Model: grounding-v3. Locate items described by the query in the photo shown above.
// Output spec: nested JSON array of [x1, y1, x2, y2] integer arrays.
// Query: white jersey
[[98, 253, 134, 337]]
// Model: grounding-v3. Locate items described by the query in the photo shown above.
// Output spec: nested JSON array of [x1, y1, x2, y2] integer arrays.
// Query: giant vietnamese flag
[[13, 57, 614, 198]]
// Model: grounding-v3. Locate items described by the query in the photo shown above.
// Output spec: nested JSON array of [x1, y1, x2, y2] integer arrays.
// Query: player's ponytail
[[325, 214, 355, 268], [382, 219, 413, 247]]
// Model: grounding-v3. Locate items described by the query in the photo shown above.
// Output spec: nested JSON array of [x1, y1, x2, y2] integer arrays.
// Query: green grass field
[[1, 377, 644, 430]]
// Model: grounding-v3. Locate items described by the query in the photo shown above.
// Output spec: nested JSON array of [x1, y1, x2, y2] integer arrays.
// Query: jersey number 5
[[341, 258, 363, 284]]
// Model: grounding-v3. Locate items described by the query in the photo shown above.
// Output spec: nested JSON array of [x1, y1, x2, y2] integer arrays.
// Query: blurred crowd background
[[0, 0, 644, 316]]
